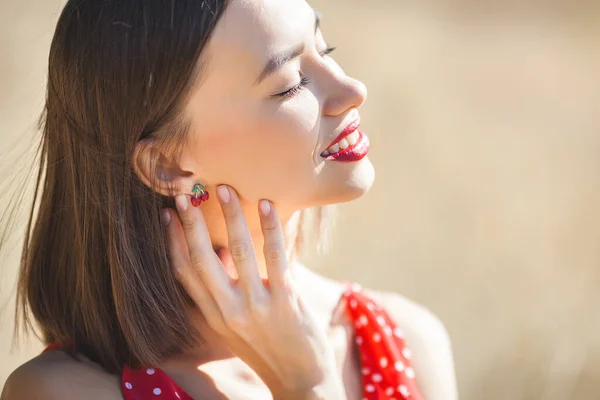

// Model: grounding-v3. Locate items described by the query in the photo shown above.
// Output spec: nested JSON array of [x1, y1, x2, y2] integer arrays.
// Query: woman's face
[[180, 0, 373, 210]]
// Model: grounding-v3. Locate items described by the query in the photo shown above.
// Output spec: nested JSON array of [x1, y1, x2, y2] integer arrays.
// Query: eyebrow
[[254, 10, 322, 86]]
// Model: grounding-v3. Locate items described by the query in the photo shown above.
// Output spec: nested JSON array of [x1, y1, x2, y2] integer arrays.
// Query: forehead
[[202, 0, 315, 85]]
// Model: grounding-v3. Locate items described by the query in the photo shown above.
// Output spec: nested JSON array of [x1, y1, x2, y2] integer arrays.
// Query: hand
[[161, 185, 345, 399]]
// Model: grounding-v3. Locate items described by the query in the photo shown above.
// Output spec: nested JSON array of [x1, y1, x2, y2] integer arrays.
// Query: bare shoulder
[[362, 287, 459, 400], [1, 349, 122, 400]]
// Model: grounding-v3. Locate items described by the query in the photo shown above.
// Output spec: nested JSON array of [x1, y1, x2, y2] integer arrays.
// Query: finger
[[215, 247, 237, 279], [219, 247, 272, 291], [174, 194, 234, 308], [216, 185, 265, 300], [162, 208, 224, 330], [257, 199, 291, 297]]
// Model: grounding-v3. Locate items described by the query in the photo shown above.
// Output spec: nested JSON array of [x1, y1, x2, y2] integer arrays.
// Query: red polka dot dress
[[43, 282, 423, 399], [342, 282, 424, 400]]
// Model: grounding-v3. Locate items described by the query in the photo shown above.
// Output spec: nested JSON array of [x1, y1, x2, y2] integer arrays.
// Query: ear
[[132, 138, 193, 197]]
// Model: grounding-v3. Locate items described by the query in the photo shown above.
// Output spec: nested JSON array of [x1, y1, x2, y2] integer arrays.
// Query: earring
[[191, 184, 209, 207]]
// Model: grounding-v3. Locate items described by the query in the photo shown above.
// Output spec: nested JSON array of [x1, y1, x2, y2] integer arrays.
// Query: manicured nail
[[175, 194, 188, 212], [161, 209, 171, 226], [217, 185, 230, 204], [259, 200, 271, 216]]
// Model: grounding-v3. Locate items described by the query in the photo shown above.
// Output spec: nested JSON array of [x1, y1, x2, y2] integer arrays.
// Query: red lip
[[325, 118, 361, 149], [324, 130, 370, 162]]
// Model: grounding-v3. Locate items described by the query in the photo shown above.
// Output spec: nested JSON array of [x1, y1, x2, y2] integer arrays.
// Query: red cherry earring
[[191, 184, 209, 207]]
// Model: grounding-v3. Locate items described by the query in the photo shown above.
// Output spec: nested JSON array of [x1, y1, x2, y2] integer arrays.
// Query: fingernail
[[217, 185, 230, 204], [259, 199, 271, 216], [161, 209, 171, 226], [175, 194, 188, 212]]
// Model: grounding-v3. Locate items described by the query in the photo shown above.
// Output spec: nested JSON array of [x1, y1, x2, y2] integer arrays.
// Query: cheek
[[190, 99, 321, 198], [256, 101, 320, 152], [199, 106, 318, 159]]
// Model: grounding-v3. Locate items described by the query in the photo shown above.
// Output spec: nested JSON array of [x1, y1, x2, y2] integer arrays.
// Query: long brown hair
[[6, 0, 232, 374], [1, 0, 337, 375]]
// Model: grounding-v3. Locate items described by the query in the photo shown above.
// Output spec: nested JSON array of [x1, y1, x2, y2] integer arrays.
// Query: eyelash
[[275, 46, 337, 99]]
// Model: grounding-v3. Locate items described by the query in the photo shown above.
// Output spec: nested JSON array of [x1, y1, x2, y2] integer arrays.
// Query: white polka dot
[[146, 368, 155, 375], [361, 367, 371, 375], [385, 387, 395, 396], [406, 367, 415, 379], [153, 387, 162, 395], [359, 315, 368, 326], [380, 357, 388, 368], [376, 315, 386, 326], [125, 382, 133, 389], [394, 327, 405, 338], [398, 385, 410, 397], [356, 336, 363, 345], [367, 302, 375, 310], [355, 320, 362, 329], [373, 332, 381, 342], [395, 360, 405, 371], [372, 373, 383, 382], [349, 299, 358, 309], [366, 384, 376, 393], [402, 347, 412, 359], [383, 325, 393, 336]]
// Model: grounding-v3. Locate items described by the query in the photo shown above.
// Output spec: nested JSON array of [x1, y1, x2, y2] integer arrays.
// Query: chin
[[319, 156, 376, 206]]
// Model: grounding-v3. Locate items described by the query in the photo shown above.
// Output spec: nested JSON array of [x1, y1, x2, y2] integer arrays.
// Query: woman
[[1, 0, 458, 398]]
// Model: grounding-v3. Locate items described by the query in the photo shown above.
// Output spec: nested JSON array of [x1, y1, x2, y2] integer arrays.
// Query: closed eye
[[273, 46, 337, 99]]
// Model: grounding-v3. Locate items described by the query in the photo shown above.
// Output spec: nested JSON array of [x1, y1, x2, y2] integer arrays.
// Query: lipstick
[[324, 130, 370, 162]]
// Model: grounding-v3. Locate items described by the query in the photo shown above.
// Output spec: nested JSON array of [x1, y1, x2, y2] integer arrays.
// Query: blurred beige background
[[2, 0, 600, 399]]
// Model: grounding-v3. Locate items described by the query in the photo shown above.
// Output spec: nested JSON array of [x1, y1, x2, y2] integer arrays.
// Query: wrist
[[272, 373, 346, 400], [273, 385, 347, 400], [269, 353, 345, 400]]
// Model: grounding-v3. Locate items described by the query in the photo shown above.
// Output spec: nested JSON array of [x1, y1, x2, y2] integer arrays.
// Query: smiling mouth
[[320, 129, 360, 157]]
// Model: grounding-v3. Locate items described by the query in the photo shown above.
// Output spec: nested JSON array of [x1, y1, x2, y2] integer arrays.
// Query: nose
[[322, 73, 368, 117]]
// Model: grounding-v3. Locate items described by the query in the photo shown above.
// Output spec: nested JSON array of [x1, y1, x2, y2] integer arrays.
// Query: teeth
[[347, 130, 359, 145], [321, 130, 361, 157]]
